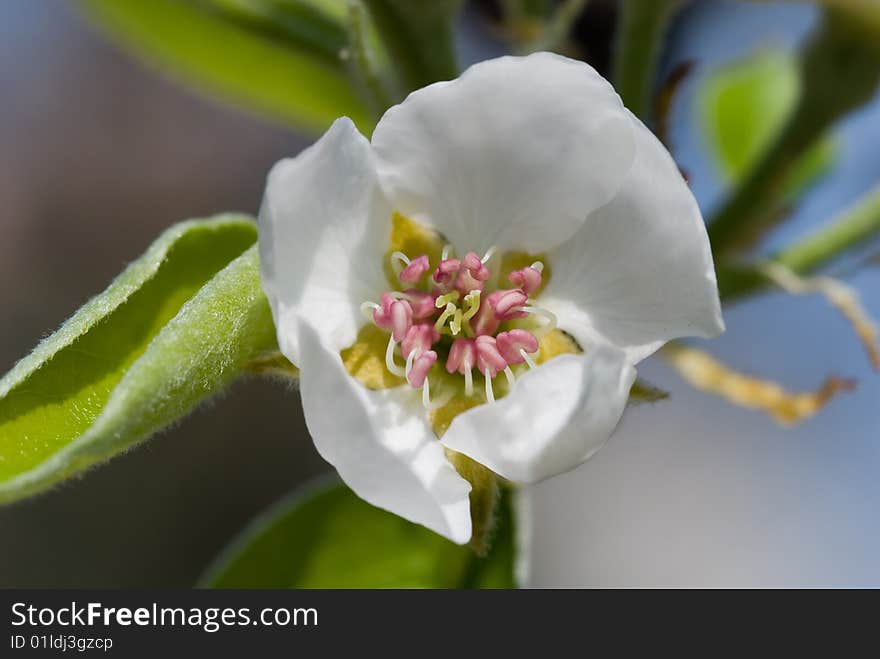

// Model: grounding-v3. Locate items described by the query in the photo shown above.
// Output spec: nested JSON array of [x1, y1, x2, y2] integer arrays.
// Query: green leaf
[[78, 0, 373, 134], [205, 0, 351, 65], [699, 48, 836, 199], [0, 217, 275, 503], [201, 479, 517, 588]]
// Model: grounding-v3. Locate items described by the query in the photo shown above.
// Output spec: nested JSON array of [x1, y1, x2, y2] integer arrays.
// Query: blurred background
[[1, 0, 878, 586]]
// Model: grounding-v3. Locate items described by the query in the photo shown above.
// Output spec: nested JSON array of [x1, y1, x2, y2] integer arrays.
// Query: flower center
[[361, 245, 557, 408]]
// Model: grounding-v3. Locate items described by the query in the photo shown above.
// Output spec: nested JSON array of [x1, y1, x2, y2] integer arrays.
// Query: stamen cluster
[[363, 246, 554, 407]]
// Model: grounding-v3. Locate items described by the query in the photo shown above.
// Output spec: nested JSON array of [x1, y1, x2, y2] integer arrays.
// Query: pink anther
[[446, 338, 476, 375], [399, 254, 430, 284], [463, 251, 490, 281], [470, 299, 499, 337], [389, 299, 413, 342], [403, 289, 436, 319], [475, 335, 507, 378], [373, 293, 413, 342], [454, 251, 490, 295], [368, 243, 550, 397], [371, 292, 396, 329], [433, 258, 460, 287], [508, 265, 542, 295], [487, 288, 528, 321], [401, 323, 440, 359], [496, 329, 539, 365], [407, 350, 437, 388]]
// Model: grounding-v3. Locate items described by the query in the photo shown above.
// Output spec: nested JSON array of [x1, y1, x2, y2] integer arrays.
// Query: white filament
[[504, 366, 516, 389], [424, 381, 454, 410], [405, 349, 416, 379], [484, 371, 495, 403], [422, 377, 431, 408], [360, 301, 380, 321], [464, 367, 474, 397], [515, 304, 558, 336], [390, 251, 410, 276], [385, 336, 405, 377]]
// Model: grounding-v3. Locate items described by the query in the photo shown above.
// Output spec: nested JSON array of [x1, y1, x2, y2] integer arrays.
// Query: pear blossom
[[258, 53, 724, 544]]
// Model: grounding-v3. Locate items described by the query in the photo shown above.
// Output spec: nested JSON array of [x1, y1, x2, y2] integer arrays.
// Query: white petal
[[371, 52, 635, 254], [259, 117, 391, 363], [541, 111, 724, 363], [441, 347, 635, 484], [297, 321, 473, 544]]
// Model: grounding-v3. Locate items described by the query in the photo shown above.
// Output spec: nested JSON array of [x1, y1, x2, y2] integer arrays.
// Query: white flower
[[258, 53, 724, 544]]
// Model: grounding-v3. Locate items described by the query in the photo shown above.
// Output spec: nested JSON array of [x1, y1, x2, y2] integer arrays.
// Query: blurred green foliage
[[80, 0, 373, 133], [708, 6, 880, 254], [700, 48, 835, 201], [203, 479, 516, 588]]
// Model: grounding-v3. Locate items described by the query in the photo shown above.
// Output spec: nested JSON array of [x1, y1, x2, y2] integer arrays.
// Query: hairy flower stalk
[[259, 53, 724, 545]]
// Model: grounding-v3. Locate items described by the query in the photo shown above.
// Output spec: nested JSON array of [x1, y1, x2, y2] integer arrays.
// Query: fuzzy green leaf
[[699, 48, 836, 199], [0, 217, 274, 503], [78, 0, 373, 134], [201, 479, 516, 588]]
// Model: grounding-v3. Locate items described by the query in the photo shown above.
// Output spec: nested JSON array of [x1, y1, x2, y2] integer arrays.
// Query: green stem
[[360, 0, 462, 95], [775, 186, 880, 273], [708, 8, 880, 258], [718, 184, 880, 301], [345, 0, 393, 118], [612, 0, 684, 123], [525, 0, 588, 54], [501, 0, 552, 24], [500, 0, 526, 24]]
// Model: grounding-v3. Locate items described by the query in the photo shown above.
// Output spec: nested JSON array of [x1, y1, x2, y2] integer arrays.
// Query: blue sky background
[[527, 0, 880, 586]]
